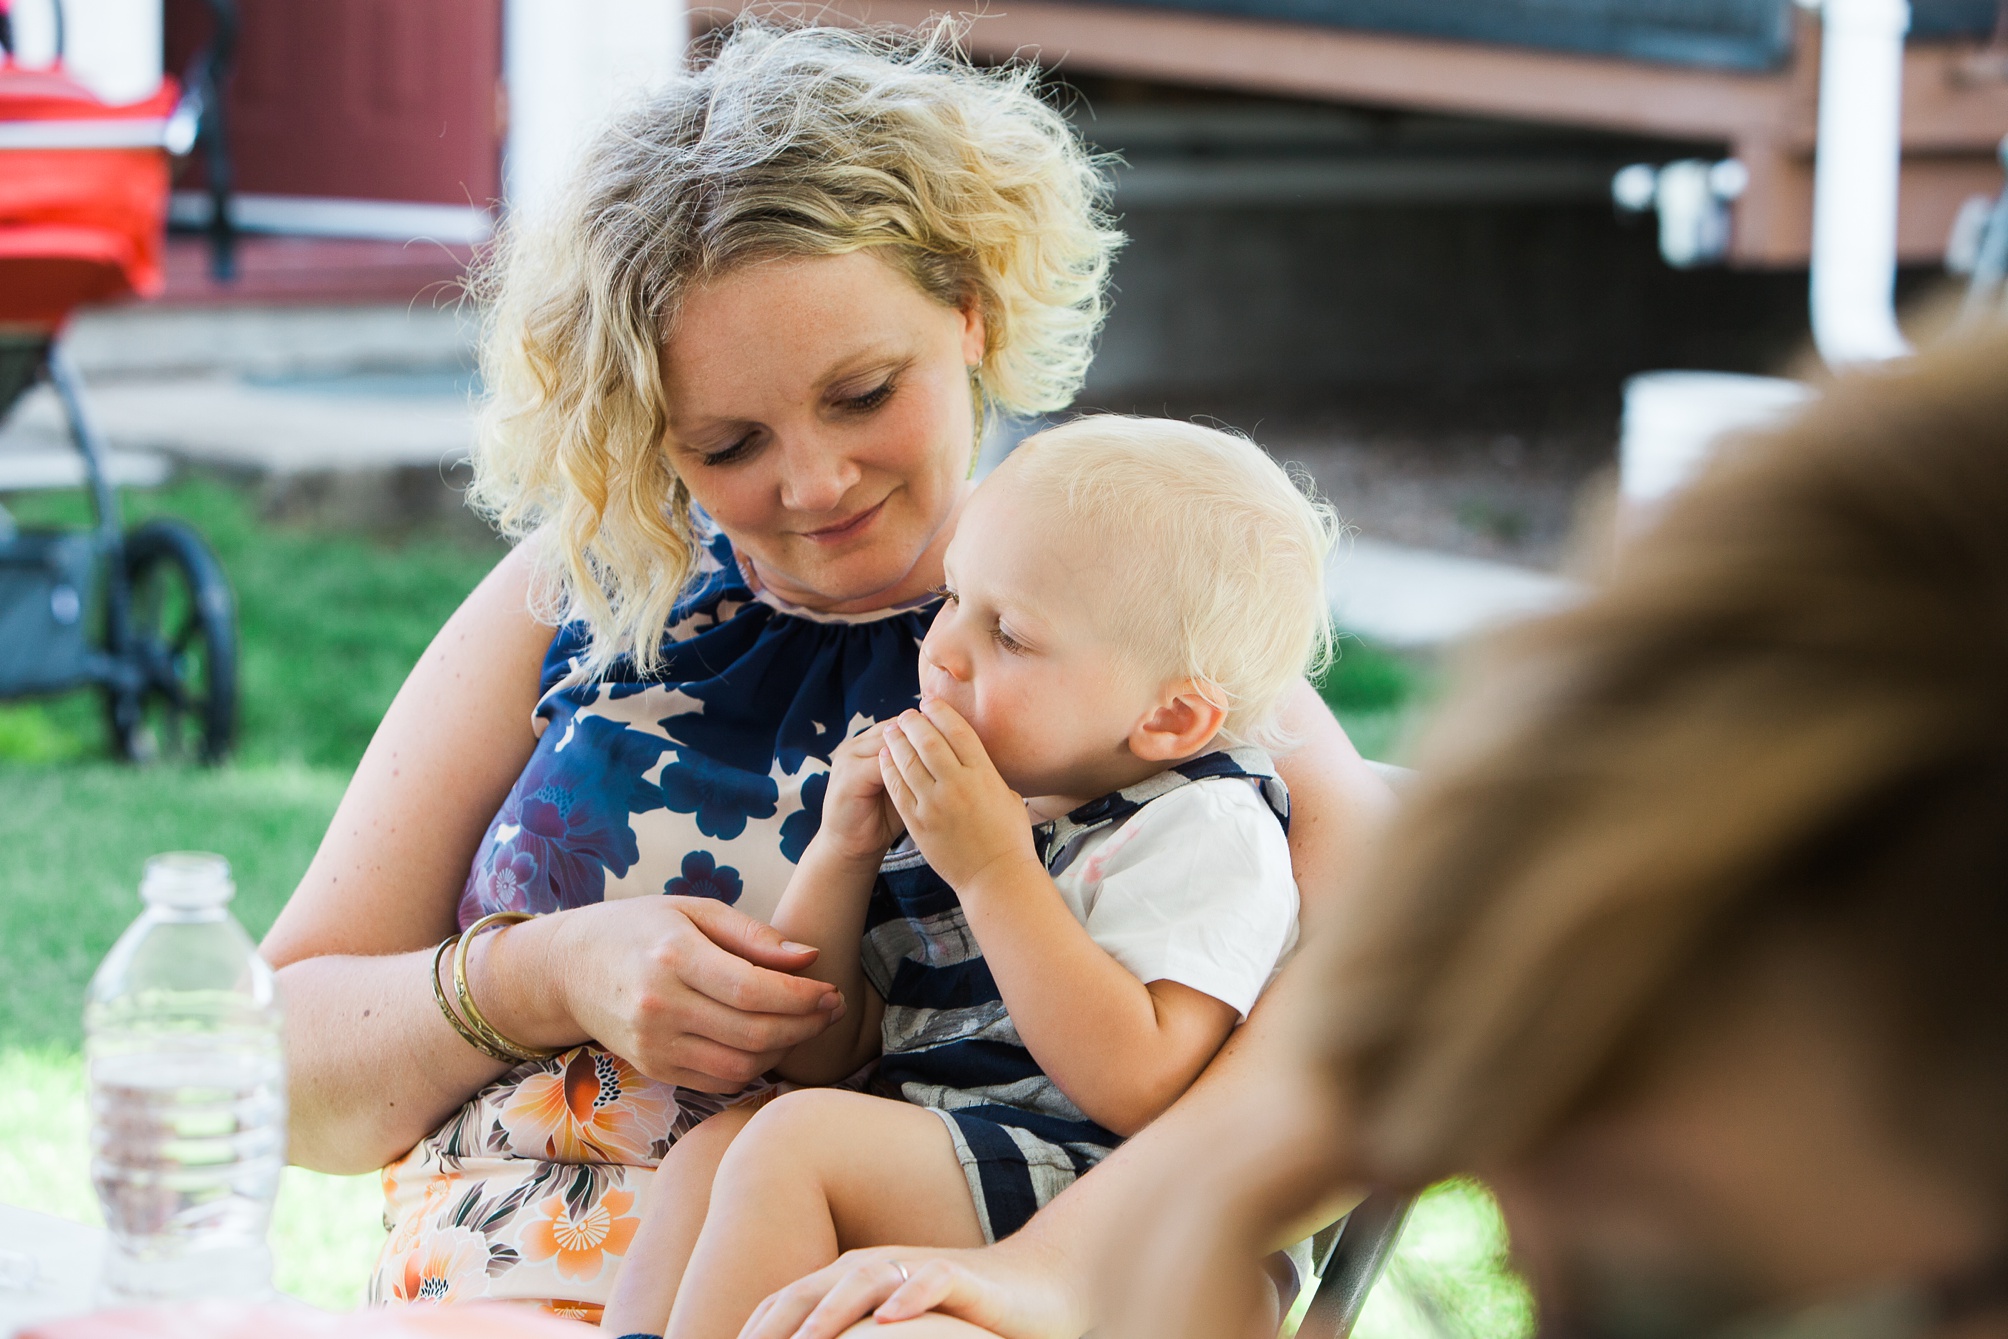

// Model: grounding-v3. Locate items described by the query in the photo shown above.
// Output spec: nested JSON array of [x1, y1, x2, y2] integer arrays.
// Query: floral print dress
[[369, 530, 936, 1321]]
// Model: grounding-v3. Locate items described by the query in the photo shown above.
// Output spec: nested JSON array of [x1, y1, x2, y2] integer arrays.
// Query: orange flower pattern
[[369, 1043, 764, 1312], [499, 1049, 677, 1164], [520, 1188, 641, 1282], [385, 1225, 489, 1304]]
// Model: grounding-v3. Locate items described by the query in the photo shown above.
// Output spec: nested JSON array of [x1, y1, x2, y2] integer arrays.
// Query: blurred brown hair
[[1317, 329, 2008, 1192]]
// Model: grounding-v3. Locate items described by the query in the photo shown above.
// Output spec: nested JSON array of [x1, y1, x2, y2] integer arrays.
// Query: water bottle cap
[[140, 852, 234, 909]]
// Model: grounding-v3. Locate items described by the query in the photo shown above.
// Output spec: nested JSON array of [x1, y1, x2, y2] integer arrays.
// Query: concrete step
[[1330, 536, 1579, 648], [0, 364, 482, 535], [62, 302, 476, 381], [1, 376, 474, 475], [0, 446, 172, 491]]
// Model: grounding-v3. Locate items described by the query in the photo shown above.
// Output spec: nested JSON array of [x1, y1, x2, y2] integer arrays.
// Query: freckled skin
[[658, 252, 988, 615]]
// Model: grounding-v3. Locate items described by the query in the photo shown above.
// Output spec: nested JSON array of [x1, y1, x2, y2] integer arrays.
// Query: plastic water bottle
[[85, 852, 286, 1304]]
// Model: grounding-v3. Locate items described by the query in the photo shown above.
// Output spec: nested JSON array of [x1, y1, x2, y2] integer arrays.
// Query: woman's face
[[659, 250, 988, 614]]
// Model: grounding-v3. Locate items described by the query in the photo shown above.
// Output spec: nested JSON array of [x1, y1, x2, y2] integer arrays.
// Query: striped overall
[[858, 748, 1291, 1240]]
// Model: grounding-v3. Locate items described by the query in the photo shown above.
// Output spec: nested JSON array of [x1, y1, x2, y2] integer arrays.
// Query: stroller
[[0, 3, 239, 762]]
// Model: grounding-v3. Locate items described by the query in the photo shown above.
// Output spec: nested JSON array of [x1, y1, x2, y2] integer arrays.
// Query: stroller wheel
[[104, 518, 239, 765]]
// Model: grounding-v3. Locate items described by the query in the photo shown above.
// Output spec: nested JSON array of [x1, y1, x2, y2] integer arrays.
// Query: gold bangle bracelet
[[453, 911, 564, 1064], [430, 932, 518, 1064]]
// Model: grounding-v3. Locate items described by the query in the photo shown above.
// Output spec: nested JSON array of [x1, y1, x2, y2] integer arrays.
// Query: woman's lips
[[799, 499, 886, 545]]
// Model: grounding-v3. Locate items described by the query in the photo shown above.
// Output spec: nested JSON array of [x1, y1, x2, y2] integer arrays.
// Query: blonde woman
[[259, 21, 1390, 1321]]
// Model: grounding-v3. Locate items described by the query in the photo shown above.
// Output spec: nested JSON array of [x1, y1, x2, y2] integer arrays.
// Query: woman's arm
[[1270, 677, 1399, 913], [262, 543, 552, 1171], [739, 971, 1356, 1339], [264, 543, 844, 1173]]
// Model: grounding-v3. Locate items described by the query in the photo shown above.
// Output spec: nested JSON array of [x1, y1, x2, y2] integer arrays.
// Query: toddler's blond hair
[[999, 418, 1338, 750]]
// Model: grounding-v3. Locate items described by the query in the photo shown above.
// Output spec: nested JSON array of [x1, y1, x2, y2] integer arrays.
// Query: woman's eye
[[839, 379, 896, 412], [699, 434, 757, 467]]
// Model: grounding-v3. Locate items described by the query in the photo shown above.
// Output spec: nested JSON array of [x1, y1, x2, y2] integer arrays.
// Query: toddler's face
[[920, 472, 1165, 802]]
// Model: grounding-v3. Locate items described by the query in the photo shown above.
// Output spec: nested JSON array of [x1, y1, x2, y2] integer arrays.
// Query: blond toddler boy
[[603, 417, 1336, 1339]]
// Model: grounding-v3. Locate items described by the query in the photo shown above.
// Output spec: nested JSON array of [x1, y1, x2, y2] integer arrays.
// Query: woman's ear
[[959, 294, 988, 369], [1130, 681, 1230, 763]]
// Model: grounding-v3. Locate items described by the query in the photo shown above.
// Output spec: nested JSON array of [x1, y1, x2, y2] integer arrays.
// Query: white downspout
[[1618, 0, 1911, 523], [1809, 0, 1913, 366], [503, 0, 690, 223]]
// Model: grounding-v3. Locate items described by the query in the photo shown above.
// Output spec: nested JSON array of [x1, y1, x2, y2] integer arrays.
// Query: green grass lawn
[[1350, 1182, 1532, 1339], [1317, 636, 1430, 766], [0, 477, 499, 1307], [0, 475, 1505, 1325]]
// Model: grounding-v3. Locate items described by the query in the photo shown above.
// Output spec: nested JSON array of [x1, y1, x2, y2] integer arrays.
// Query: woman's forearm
[[1009, 986, 1291, 1259], [1012, 911, 1389, 1316], [280, 949, 510, 1173], [280, 914, 586, 1173]]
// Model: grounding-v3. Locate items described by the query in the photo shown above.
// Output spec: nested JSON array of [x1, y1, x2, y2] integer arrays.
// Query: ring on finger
[[891, 1259, 911, 1284]]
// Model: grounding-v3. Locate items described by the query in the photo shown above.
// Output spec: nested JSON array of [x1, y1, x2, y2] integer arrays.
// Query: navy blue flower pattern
[[458, 526, 936, 932], [657, 751, 778, 841], [778, 770, 828, 865], [459, 707, 672, 923], [663, 850, 744, 904]]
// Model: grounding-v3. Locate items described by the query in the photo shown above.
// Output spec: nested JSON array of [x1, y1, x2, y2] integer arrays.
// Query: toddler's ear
[[1129, 681, 1229, 763]]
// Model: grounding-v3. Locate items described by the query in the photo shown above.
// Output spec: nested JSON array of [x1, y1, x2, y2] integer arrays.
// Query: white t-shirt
[[1048, 775, 1300, 1020]]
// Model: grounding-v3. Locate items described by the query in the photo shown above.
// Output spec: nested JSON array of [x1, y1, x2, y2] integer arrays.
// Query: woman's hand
[[738, 1238, 1088, 1339], [879, 703, 1039, 895], [534, 895, 847, 1091], [814, 723, 907, 865]]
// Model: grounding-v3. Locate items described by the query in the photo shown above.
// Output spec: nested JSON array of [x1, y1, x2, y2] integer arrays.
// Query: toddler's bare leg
[[664, 1089, 985, 1339], [602, 1104, 758, 1337]]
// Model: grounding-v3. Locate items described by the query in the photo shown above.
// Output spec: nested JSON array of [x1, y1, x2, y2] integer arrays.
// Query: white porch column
[[503, 0, 689, 222]]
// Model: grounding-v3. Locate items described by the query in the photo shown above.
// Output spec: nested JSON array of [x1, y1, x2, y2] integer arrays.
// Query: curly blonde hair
[[468, 18, 1122, 680]]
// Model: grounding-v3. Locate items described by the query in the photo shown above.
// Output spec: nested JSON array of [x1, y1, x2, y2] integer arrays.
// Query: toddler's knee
[[713, 1089, 835, 1187], [740, 1087, 851, 1143], [678, 1102, 755, 1157]]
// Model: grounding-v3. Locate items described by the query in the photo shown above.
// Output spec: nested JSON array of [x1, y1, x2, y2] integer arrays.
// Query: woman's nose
[[777, 432, 862, 516]]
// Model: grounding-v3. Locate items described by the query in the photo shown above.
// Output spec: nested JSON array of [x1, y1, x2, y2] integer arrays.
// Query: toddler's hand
[[879, 702, 1040, 896], [811, 723, 905, 865]]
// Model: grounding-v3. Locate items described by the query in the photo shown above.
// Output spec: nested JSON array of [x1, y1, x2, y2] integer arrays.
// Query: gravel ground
[[1089, 383, 1623, 572]]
